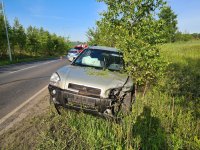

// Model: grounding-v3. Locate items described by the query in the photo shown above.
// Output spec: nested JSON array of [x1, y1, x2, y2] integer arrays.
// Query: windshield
[[73, 49, 124, 71], [69, 49, 78, 53], [69, 51, 77, 53]]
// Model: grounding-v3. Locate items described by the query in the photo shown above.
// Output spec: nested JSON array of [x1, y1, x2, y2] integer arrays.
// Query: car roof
[[88, 46, 119, 52]]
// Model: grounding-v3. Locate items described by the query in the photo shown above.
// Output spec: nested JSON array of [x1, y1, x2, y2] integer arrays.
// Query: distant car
[[49, 46, 134, 117], [74, 44, 88, 53], [67, 49, 79, 61]]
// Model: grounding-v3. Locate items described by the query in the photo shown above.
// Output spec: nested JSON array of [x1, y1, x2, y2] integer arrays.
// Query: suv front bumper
[[48, 85, 112, 113]]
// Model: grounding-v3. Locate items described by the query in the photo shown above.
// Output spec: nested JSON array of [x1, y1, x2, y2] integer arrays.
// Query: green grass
[[160, 40, 200, 64], [35, 91, 198, 150], [0, 41, 200, 149], [159, 40, 200, 100], [0, 55, 58, 66], [2, 91, 199, 149]]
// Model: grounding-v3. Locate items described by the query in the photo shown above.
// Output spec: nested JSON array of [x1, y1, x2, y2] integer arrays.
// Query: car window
[[74, 49, 102, 67], [106, 54, 123, 71], [73, 49, 124, 71]]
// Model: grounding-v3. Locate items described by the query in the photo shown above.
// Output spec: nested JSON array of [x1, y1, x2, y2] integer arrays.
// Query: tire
[[121, 92, 133, 114], [49, 96, 61, 115], [49, 96, 53, 105]]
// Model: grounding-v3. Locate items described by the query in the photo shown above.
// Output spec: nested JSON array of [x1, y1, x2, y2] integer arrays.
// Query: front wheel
[[121, 92, 133, 114], [49, 96, 61, 115]]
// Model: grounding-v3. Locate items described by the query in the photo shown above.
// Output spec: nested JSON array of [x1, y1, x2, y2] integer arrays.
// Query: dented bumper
[[48, 85, 112, 113]]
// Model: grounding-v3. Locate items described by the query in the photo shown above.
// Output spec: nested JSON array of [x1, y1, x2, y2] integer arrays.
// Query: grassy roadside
[[0, 113, 46, 150], [0, 107, 89, 150], [0, 55, 60, 66], [0, 41, 199, 149], [1, 92, 199, 149]]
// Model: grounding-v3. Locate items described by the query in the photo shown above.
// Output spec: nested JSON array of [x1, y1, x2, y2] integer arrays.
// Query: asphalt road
[[0, 58, 69, 119]]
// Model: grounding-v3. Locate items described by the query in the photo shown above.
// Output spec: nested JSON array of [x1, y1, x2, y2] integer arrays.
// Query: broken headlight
[[108, 88, 121, 99], [50, 72, 60, 86]]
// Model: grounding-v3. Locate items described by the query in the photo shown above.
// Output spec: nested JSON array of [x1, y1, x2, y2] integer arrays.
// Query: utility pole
[[0, 0, 12, 61]]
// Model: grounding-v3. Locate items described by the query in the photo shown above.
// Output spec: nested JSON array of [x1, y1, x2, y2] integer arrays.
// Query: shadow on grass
[[169, 58, 200, 99], [132, 106, 167, 149], [161, 57, 200, 117]]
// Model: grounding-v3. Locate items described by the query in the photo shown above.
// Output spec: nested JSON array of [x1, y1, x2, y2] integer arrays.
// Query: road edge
[[0, 85, 48, 135]]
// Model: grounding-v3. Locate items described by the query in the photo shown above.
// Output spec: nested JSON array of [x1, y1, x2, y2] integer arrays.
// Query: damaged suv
[[48, 46, 134, 117]]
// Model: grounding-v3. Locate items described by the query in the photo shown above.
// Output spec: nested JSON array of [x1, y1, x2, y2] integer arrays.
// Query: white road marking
[[0, 85, 48, 125], [8, 60, 58, 74]]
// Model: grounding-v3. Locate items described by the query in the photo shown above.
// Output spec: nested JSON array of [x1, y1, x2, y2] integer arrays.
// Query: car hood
[[57, 65, 130, 98]]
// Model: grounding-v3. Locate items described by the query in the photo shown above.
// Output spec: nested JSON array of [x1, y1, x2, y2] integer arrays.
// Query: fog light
[[52, 90, 56, 95], [52, 97, 59, 104], [104, 109, 112, 115], [52, 97, 56, 102]]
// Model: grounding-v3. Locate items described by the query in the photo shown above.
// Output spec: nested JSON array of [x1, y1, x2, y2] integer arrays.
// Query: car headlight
[[50, 72, 60, 86]]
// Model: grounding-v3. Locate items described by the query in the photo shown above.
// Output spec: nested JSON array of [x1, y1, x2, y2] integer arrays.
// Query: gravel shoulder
[[0, 88, 50, 149]]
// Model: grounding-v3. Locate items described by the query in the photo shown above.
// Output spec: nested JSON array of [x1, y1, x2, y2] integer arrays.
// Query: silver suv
[[48, 46, 134, 117]]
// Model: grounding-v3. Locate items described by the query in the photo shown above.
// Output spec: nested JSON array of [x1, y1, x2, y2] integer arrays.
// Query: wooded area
[[0, 15, 71, 63]]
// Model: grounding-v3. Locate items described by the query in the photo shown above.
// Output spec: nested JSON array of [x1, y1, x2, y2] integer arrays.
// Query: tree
[[88, 0, 168, 95], [38, 27, 50, 55], [0, 14, 7, 57], [0, 14, 12, 59], [12, 18, 26, 56], [0, 14, 70, 61], [158, 6, 178, 42], [175, 32, 193, 42], [26, 26, 40, 56], [87, 27, 100, 46]]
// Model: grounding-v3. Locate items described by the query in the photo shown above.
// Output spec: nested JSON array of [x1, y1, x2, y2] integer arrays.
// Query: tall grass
[[35, 90, 199, 149], [160, 40, 200, 63], [159, 40, 200, 118]]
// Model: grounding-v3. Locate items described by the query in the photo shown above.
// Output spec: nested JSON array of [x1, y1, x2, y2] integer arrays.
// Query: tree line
[[175, 32, 200, 41], [154, 5, 200, 42], [0, 15, 71, 61]]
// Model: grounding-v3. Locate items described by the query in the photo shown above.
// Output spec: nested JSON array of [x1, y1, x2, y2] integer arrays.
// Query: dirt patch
[[0, 114, 47, 150], [0, 89, 50, 149]]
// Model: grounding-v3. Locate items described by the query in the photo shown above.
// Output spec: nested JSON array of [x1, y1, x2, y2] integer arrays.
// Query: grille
[[68, 83, 101, 98]]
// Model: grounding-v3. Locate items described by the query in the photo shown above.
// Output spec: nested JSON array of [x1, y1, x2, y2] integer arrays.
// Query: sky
[[2, 0, 200, 42]]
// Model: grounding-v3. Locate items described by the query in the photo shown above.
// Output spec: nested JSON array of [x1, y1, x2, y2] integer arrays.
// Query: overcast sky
[[3, 0, 200, 42]]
